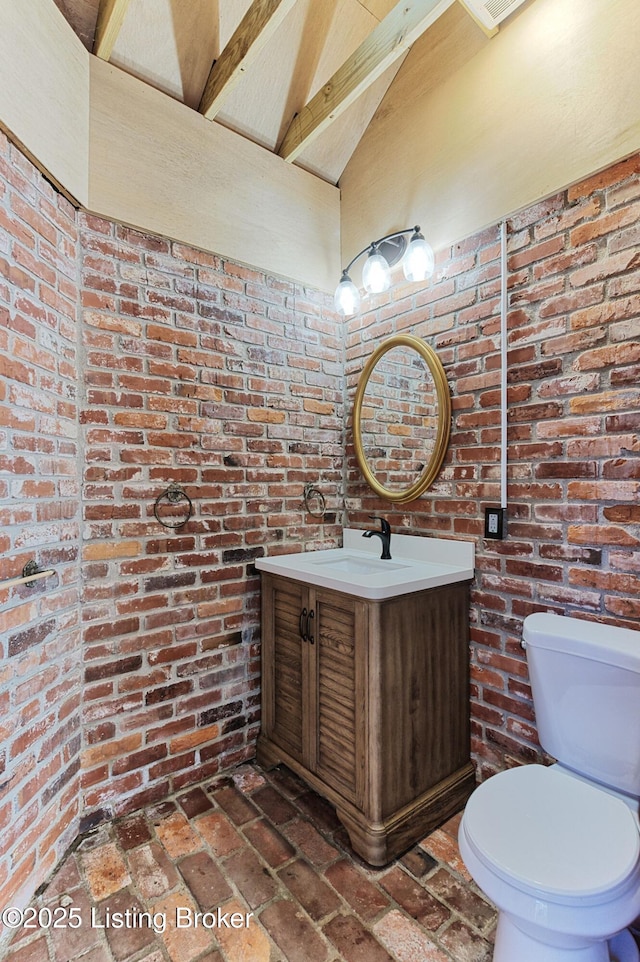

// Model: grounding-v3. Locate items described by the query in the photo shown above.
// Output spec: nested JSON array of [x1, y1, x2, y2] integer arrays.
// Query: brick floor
[[1, 762, 499, 962]]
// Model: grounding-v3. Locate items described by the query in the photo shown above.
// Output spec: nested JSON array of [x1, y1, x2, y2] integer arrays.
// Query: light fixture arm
[[342, 225, 421, 277], [334, 224, 433, 317]]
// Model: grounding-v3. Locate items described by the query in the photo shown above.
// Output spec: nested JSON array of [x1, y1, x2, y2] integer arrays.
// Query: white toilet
[[458, 612, 640, 962]]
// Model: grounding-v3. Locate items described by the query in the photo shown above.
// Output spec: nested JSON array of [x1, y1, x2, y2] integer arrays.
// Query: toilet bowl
[[459, 764, 640, 962], [459, 612, 640, 961]]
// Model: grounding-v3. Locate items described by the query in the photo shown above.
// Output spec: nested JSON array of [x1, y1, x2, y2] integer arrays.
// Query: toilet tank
[[523, 612, 640, 798]]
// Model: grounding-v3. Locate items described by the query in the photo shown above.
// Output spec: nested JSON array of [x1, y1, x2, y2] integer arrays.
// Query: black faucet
[[362, 516, 392, 559]]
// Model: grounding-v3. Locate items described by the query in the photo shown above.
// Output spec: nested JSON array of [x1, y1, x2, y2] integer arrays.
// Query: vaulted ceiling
[[51, 0, 501, 185]]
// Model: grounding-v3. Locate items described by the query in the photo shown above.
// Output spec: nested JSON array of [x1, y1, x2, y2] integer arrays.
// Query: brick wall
[[2, 130, 639, 922], [346, 153, 640, 777], [0, 132, 83, 915], [77, 215, 343, 826], [0, 139, 343, 926]]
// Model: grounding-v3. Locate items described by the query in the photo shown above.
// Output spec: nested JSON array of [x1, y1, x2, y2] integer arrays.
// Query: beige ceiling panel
[[306, 0, 380, 99], [88, 58, 340, 291], [109, 0, 218, 106], [378, 2, 488, 105], [216, 0, 380, 152], [215, 0, 315, 149], [279, 0, 455, 164], [295, 58, 405, 184], [219, 0, 255, 48], [0, 0, 90, 205], [50, 0, 453, 180], [199, 0, 301, 120], [340, 0, 640, 263], [357, 0, 401, 21]]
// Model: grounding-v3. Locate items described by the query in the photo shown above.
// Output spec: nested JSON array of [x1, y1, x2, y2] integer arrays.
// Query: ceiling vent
[[459, 0, 529, 31]]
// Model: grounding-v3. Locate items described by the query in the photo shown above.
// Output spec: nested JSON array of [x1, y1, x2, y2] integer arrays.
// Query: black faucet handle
[[368, 515, 390, 535]]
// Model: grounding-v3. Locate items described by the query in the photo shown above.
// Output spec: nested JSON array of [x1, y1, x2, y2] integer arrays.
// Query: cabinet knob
[[306, 609, 315, 644], [299, 607, 308, 641]]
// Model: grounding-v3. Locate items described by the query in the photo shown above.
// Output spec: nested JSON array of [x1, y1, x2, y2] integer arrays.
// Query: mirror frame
[[352, 334, 451, 503]]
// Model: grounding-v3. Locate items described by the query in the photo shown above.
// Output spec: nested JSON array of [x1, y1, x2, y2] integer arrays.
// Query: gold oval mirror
[[352, 334, 451, 503]]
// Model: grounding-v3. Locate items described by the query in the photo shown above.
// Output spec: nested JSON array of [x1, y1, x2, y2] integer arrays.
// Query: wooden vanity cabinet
[[256, 572, 476, 866], [258, 576, 366, 806]]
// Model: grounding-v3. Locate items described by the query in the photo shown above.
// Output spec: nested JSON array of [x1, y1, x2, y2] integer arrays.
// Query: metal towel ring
[[303, 483, 326, 519], [153, 483, 193, 529]]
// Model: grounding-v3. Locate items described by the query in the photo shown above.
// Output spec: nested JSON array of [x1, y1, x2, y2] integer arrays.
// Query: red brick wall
[[77, 214, 343, 825], [346, 153, 640, 778], [1, 138, 343, 922], [2, 129, 638, 921], [0, 132, 82, 915]]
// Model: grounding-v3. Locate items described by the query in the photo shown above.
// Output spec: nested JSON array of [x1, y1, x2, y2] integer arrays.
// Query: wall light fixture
[[334, 225, 434, 317]]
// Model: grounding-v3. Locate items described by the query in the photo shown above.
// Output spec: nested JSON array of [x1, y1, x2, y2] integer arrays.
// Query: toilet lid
[[463, 765, 640, 904]]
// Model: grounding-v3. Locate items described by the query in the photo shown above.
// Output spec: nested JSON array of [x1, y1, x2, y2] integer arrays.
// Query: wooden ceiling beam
[[278, 0, 454, 163], [199, 0, 299, 121], [93, 0, 133, 60]]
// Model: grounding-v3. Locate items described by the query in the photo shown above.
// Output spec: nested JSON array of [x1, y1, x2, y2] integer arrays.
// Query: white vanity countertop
[[255, 528, 475, 600]]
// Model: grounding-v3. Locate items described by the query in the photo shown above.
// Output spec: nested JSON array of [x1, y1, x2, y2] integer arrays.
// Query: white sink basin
[[255, 529, 474, 600], [310, 555, 410, 575]]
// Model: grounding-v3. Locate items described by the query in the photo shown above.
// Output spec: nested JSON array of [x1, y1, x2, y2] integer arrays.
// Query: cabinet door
[[263, 576, 310, 765], [310, 588, 363, 804]]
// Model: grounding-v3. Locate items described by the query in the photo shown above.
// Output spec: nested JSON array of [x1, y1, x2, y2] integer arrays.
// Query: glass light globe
[[334, 273, 361, 316], [362, 249, 391, 294], [403, 232, 435, 282]]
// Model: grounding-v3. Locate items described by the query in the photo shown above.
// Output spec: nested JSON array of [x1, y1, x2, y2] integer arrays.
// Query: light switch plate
[[484, 507, 506, 539]]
